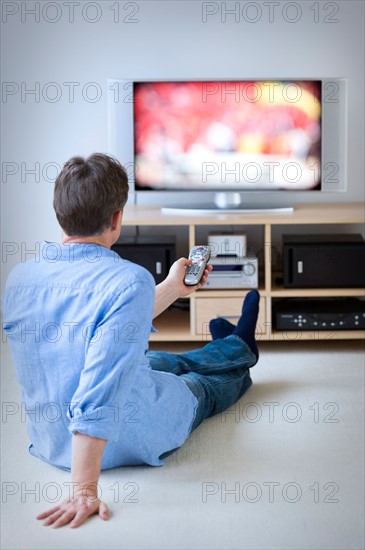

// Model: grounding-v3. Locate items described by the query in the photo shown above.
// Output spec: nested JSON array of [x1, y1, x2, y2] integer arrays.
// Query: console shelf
[[122, 202, 365, 342]]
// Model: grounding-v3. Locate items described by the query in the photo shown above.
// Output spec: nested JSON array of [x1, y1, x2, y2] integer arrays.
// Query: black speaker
[[112, 236, 176, 284], [283, 234, 365, 288]]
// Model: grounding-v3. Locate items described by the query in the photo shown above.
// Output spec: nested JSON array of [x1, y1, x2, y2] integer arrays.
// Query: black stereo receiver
[[283, 234, 365, 288], [274, 298, 365, 330]]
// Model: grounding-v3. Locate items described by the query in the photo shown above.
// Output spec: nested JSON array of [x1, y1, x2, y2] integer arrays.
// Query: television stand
[[122, 202, 364, 343]]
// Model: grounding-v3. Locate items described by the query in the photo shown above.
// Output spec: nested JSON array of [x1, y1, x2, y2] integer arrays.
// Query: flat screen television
[[108, 78, 346, 212]]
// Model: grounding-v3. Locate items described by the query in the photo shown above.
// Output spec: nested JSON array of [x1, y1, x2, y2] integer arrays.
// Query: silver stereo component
[[208, 233, 247, 258], [203, 256, 258, 289]]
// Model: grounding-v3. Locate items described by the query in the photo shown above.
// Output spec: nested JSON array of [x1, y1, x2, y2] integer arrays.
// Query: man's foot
[[232, 290, 260, 359], [209, 317, 235, 340]]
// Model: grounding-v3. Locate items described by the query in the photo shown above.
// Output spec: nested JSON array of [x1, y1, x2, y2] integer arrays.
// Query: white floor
[[1, 339, 364, 550]]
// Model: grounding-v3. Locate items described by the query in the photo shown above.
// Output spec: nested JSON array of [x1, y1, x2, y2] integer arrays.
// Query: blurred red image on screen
[[133, 81, 321, 190]]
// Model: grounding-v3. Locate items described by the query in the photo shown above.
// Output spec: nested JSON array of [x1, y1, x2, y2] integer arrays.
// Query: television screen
[[133, 80, 321, 191]]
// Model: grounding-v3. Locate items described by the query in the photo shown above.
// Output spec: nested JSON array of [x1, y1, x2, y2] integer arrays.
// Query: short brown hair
[[53, 153, 129, 236]]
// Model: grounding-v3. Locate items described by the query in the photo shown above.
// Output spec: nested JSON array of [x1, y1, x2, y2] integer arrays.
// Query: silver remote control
[[184, 245, 211, 286]]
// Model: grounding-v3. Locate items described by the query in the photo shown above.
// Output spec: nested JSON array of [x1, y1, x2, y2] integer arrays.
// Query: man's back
[[3, 242, 197, 469]]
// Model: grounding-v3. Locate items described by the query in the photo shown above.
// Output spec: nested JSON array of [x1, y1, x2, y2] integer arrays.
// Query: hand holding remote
[[184, 245, 211, 286]]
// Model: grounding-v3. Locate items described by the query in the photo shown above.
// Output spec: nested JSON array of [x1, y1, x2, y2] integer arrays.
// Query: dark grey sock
[[209, 317, 235, 340], [232, 290, 260, 359]]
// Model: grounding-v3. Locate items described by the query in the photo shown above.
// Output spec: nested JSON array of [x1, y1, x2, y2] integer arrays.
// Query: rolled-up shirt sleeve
[[67, 274, 155, 441]]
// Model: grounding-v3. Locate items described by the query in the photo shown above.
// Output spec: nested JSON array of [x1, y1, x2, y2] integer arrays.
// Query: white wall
[[1, 0, 364, 292]]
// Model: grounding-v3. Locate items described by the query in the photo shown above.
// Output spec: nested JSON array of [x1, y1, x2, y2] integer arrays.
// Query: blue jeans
[[147, 335, 256, 437]]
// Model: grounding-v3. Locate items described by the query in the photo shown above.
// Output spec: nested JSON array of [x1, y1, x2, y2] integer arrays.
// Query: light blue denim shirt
[[3, 242, 197, 470]]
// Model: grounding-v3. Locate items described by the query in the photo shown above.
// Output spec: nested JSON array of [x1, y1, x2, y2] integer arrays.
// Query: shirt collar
[[41, 241, 117, 262]]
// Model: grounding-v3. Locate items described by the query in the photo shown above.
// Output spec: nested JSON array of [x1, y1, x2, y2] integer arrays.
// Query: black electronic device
[[274, 298, 365, 330], [112, 236, 175, 284], [283, 234, 365, 288]]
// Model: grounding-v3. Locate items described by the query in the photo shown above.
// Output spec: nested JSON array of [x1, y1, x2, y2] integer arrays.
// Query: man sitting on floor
[[3, 153, 260, 528]]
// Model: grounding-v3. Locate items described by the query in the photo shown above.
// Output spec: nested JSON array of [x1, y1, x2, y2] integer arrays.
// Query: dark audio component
[[274, 298, 365, 330], [283, 234, 365, 288], [112, 235, 175, 284]]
